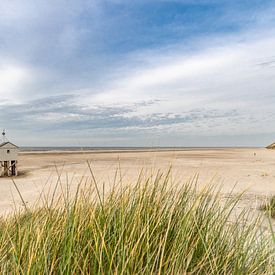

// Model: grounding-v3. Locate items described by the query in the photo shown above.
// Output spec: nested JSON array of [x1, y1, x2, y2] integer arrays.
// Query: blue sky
[[0, 0, 275, 146]]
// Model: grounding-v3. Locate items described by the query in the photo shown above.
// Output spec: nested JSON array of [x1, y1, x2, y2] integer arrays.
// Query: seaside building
[[0, 131, 19, 177]]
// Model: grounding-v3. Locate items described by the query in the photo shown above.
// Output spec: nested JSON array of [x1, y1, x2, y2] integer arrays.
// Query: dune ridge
[[266, 143, 275, 149]]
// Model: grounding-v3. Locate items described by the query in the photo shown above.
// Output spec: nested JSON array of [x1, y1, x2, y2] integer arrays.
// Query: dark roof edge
[[0, 142, 19, 148]]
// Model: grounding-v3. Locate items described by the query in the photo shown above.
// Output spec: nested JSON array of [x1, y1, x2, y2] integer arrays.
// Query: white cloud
[[86, 32, 275, 102], [76, 31, 275, 138], [0, 61, 33, 104], [0, 0, 275, 145]]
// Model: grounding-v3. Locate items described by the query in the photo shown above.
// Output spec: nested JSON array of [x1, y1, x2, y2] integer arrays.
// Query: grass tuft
[[260, 196, 275, 219], [0, 169, 274, 274]]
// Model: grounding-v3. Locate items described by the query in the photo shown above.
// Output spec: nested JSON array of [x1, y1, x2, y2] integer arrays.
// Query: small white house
[[0, 132, 19, 177]]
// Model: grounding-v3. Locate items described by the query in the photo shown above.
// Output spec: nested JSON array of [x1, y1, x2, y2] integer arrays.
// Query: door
[[11, 161, 16, 176]]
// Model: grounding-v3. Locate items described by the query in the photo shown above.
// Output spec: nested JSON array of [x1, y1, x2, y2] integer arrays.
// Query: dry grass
[[261, 196, 275, 219], [0, 165, 274, 274]]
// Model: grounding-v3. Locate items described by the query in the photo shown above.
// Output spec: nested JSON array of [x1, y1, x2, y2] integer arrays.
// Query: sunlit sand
[[1, 148, 275, 219]]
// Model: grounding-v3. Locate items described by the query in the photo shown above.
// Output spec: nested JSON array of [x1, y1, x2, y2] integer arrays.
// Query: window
[[7, 150, 10, 154]]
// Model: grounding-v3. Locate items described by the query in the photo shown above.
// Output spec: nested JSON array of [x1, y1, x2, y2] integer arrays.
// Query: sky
[[0, 0, 275, 147]]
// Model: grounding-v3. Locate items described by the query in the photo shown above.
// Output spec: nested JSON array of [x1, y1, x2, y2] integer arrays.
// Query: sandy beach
[[0, 148, 275, 218]]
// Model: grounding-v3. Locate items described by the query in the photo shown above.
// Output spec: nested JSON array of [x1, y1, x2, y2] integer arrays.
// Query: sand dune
[[267, 142, 275, 149]]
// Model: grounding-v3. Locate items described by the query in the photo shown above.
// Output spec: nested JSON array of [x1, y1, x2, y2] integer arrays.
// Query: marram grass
[[0, 168, 274, 274], [260, 196, 275, 219]]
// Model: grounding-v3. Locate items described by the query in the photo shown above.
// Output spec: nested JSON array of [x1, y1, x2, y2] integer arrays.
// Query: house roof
[[0, 142, 19, 149]]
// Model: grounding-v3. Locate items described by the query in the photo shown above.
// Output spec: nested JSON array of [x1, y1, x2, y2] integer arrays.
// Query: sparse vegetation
[[0, 168, 274, 274], [261, 196, 275, 219]]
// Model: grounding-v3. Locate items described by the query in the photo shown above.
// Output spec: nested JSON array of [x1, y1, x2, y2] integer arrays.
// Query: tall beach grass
[[261, 196, 275, 219], [0, 166, 274, 274]]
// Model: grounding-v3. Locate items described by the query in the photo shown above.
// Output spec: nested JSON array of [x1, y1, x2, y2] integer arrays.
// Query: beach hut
[[0, 131, 19, 177]]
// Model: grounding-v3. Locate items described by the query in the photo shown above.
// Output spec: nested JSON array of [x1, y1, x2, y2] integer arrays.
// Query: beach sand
[[0, 148, 275, 222]]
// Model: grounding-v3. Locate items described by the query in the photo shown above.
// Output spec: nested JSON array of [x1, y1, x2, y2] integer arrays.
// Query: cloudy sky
[[0, 0, 275, 147]]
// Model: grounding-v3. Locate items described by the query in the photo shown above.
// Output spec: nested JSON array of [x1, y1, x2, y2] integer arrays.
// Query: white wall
[[0, 143, 19, 161]]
